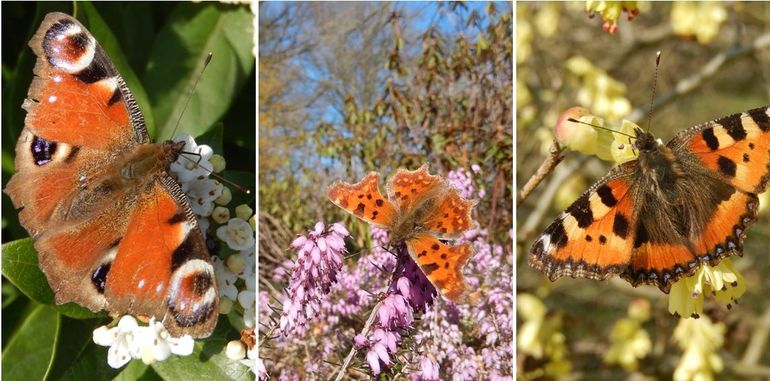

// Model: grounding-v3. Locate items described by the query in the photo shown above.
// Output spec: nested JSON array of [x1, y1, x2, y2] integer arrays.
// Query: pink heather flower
[[420, 356, 440, 380], [280, 222, 349, 335], [366, 341, 390, 376], [391, 251, 437, 311], [447, 167, 484, 200]]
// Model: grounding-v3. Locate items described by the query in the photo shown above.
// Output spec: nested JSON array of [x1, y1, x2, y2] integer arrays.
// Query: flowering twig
[[334, 301, 383, 381]]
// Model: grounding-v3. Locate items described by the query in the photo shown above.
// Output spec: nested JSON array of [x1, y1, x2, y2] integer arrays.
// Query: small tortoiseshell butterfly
[[4, 13, 218, 337], [529, 106, 770, 293], [327, 164, 476, 302]]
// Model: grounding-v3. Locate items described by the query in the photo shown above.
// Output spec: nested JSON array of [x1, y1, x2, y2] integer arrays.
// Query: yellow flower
[[604, 299, 651, 371], [565, 56, 632, 123], [535, 3, 560, 38], [672, 317, 725, 381], [585, 1, 640, 33], [517, 294, 572, 379], [671, 2, 727, 44], [553, 107, 637, 163], [668, 259, 745, 319]]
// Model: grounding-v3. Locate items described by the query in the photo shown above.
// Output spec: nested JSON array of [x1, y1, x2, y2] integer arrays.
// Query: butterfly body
[[530, 107, 770, 293], [327, 165, 476, 302], [4, 13, 218, 338]]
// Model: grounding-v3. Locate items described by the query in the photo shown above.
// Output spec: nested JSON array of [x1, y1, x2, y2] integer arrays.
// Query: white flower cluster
[[93, 316, 194, 369]]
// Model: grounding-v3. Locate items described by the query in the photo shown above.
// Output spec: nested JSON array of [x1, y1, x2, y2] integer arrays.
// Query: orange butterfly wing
[[327, 172, 398, 227], [406, 233, 472, 302], [386, 164, 445, 213], [530, 175, 637, 282], [680, 107, 770, 194]]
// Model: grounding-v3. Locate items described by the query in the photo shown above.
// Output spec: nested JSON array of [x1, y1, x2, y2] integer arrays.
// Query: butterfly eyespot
[[30, 135, 58, 166], [90, 263, 110, 294]]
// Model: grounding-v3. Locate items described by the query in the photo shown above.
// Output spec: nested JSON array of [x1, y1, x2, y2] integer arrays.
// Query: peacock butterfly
[[4, 12, 219, 338]]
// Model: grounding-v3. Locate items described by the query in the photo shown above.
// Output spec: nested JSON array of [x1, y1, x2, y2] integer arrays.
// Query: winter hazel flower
[[604, 299, 651, 371], [280, 222, 348, 335], [668, 259, 745, 319]]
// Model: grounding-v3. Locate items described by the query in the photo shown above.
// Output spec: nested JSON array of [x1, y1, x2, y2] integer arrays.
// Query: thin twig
[[333, 301, 383, 381], [517, 140, 564, 207]]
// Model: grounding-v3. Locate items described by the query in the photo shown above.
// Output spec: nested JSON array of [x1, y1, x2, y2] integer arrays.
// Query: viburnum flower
[[187, 177, 224, 216], [135, 319, 195, 364], [213, 256, 239, 301], [92, 316, 194, 369], [166, 134, 223, 218], [217, 217, 256, 250], [226, 340, 247, 360], [169, 133, 214, 185], [280, 222, 349, 335]]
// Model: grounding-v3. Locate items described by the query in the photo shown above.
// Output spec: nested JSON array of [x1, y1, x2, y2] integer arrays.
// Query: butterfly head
[[633, 128, 661, 153]]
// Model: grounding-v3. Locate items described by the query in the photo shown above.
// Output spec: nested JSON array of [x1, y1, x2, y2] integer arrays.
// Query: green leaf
[[59, 341, 121, 381], [115, 360, 162, 381], [1, 304, 58, 380], [144, 3, 254, 140], [1, 239, 99, 319], [46, 316, 107, 380], [197, 122, 225, 155]]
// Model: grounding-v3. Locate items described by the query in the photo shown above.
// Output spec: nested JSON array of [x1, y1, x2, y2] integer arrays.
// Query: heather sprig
[[280, 222, 349, 335], [261, 167, 512, 379]]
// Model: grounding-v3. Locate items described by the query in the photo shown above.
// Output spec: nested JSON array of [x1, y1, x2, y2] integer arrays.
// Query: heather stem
[[334, 301, 383, 381]]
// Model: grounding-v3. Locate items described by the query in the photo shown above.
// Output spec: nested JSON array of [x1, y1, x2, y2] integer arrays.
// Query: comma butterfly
[[4, 13, 218, 337], [327, 164, 477, 302], [529, 106, 770, 293]]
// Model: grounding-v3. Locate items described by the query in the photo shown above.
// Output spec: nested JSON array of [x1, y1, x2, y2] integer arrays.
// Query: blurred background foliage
[[259, 2, 512, 262], [517, 2, 770, 380]]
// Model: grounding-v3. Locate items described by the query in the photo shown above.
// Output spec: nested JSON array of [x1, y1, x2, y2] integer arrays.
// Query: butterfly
[[529, 106, 770, 293], [326, 164, 477, 302], [3, 13, 218, 338]]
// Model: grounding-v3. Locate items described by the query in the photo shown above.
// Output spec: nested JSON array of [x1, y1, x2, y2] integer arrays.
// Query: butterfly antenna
[[178, 154, 251, 194], [646, 51, 662, 133], [566, 118, 636, 139], [169, 52, 213, 139]]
